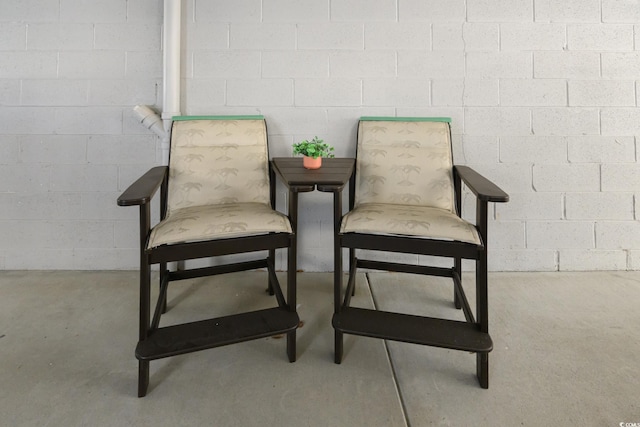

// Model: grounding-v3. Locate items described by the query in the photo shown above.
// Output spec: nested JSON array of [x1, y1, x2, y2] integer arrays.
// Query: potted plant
[[292, 136, 335, 169]]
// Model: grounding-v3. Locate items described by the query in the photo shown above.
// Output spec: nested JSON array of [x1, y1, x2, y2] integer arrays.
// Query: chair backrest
[[166, 116, 270, 214], [355, 117, 455, 212]]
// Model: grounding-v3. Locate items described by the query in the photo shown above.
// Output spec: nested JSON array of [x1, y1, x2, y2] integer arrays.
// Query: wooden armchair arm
[[454, 166, 509, 203], [117, 166, 168, 207]]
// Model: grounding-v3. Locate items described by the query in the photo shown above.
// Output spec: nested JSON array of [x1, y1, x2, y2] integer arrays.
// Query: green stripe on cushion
[[172, 115, 265, 121], [360, 116, 451, 123]]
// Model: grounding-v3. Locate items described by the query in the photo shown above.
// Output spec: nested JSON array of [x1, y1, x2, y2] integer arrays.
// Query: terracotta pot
[[303, 156, 322, 169]]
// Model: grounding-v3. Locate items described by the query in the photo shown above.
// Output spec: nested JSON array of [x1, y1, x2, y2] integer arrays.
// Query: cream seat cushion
[[340, 203, 481, 245], [148, 203, 292, 249]]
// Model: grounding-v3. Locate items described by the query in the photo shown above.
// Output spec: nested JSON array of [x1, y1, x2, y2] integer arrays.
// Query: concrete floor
[[1, 270, 639, 426]]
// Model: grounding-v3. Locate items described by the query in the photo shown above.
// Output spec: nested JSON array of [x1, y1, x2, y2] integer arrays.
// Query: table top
[[271, 157, 355, 191]]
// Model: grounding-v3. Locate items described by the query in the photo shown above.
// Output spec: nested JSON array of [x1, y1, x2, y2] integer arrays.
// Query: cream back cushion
[[355, 118, 455, 212], [167, 118, 270, 214]]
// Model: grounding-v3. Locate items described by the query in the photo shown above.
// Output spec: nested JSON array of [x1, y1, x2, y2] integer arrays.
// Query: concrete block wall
[[1, 0, 639, 271]]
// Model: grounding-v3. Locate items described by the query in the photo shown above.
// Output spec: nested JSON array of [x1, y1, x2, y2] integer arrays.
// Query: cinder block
[[559, 249, 627, 271], [256, 107, 328, 135], [495, 192, 563, 220], [627, 250, 640, 270], [362, 78, 430, 107], [399, 0, 466, 22], [59, 51, 125, 79], [500, 136, 567, 163], [500, 79, 566, 106], [466, 52, 532, 78], [534, 51, 600, 79], [227, 79, 293, 106], [459, 135, 499, 163], [532, 107, 600, 136], [5, 248, 76, 270], [0, 107, 57, 134], [467, 0, 533, 22], [462, 24, 499, 51], [184, 79, 226, 110], [54, 107, 123, 135], [19, 135, 88, 164], [488, 220, 526, 249], [432, 79, 464, 106], [464, 107, 531, 136], [126, 0, 163, 24], [398, 51, 464, 78], [535, 0, 601, 23], [566, 192, 634, 220], [329, 51, 395, 78], [601, 108, 640, 136], [81, 192, 133, 220], [0, 23, 26, 50], [27, 23, 94, 50], [197, 0, 261, 22], [569, 80, 635, 107], [489, 249, 558, 271], [298, 23, 363, 49], [0, 135, 18, 164], [60, 0, 126, 23], [432, 24, 464, 51], [295, 79, 361, 107], [331, 0, 397, 22], [0, 52, 58, 79], [186, 23, 229, 50], [194, 51, 260, 78], [602, 164, 640, 191], [89, 79, 156, 106], [602, 0, 640, 23], [365, 23, 430, 50], [568, 24, 634, 51], [2, 0, 59, 22], [527, 221, 595, 249], [49, 164, 118, 192], [0, 80, 20, 106], [602, 52, 640, 78], [22, 79, 89, 107], [533, 164, 600, 192], [501, 23, 565, 51], [263, 0, 328, 22], [94, 24, 161, 51], [87, 135, 156, 165], [596, 221, 640, 249], [73, 248, 139, 270], [230, 23, 295, 50], [262, 51, 329, 78], [0, 164, 49, 193], [568, 136, 635, 163], [10, 192, 82, 220], [125, 51, 162, 78]]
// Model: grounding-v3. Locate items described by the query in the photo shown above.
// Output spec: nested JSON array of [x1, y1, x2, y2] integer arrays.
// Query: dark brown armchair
[[333, 117, 508, 388], [118, 115, 298, 397]]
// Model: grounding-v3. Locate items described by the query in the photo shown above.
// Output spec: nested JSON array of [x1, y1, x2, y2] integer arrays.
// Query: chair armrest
[[454, 165, 509, 203], [117, 166, 168, 206]]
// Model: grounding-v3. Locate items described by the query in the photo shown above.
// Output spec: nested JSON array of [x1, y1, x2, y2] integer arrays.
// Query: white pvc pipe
[[161, 0, 182, 165], [133, 105, 165, 138]]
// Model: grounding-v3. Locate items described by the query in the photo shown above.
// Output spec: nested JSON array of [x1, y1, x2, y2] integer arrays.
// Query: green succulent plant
[[292, 136, 335, 159]]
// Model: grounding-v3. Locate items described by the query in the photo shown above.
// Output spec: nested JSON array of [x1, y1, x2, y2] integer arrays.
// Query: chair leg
[[138, 360, 150, 397], [334, 331, 343, 364], [267, 249, 275, 295], [160, 262, 168, 313], [477, 352, 489, 389]]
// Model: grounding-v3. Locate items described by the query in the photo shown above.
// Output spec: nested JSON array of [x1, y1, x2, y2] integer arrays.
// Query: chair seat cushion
[[340, 203, 481, 245], [148, 203, 292, 249]]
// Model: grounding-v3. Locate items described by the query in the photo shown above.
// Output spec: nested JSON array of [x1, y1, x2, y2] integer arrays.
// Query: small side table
[[271, 157, 355, 296]]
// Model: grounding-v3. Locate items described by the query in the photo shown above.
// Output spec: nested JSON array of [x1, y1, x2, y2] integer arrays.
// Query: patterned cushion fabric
[[147, 118, 291, 249], [344, 118, 479, 245], [355, 119, 455, 212], [340, 203, 481, 245], [148, 203, 292, 248], [167, 119, 271, 212]]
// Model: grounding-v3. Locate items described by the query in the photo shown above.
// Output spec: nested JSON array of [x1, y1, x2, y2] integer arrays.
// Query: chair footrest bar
[[332, 307, 492, 353], [136, 308, 299, 361]]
